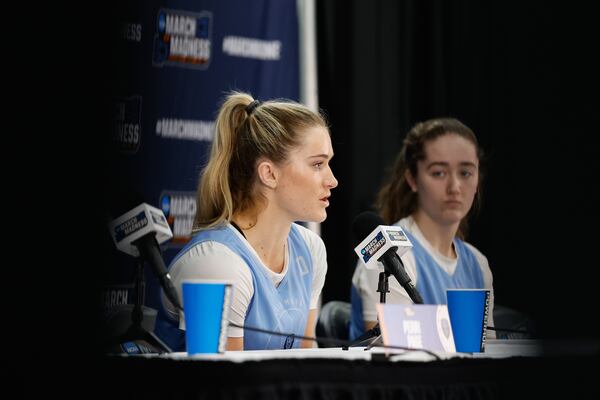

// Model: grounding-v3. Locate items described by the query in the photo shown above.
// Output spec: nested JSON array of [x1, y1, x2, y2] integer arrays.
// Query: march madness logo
[[153, 9, 212, 69], [160, 191, 196, 246]]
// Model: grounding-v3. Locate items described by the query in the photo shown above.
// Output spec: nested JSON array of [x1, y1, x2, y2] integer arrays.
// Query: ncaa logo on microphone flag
[[387, 229, 407, 242], [150, 210, 169, 229]]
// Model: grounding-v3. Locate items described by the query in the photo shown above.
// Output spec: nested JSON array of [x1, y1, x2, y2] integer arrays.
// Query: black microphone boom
[[379, 249, 423, 304], [134, 233, 182, 311]]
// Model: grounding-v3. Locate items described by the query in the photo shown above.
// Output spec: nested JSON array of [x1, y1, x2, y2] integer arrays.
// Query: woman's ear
[[405, 170, 417, 193], [257, 159, 278, 189]]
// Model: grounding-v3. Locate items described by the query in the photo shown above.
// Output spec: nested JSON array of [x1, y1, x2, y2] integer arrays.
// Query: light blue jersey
[[406, 231, 484, 304], [156, 223, 313, 351]]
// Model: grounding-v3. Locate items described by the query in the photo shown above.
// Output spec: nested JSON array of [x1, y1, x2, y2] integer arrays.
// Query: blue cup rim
[[182, 278, 234, 285]]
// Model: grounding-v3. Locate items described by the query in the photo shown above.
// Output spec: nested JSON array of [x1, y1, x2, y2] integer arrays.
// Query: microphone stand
[[349, 253, 424, 349], [378, 271, 390, 303], [111, 258, 172, 354], [347, 271, 389, 348]]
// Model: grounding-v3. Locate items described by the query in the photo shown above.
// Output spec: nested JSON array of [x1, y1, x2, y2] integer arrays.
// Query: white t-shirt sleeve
[[296, 225, 328, 310], [164, 240, 253, 337]]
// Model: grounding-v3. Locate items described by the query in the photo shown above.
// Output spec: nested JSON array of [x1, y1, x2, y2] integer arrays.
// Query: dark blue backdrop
[[105, 0, 300, 324]]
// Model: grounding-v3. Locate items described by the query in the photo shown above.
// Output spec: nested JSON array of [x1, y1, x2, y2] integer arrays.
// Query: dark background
[[316, 1, 599, 340], [25, 1, 599, 365], [15, 4, 598, 398]]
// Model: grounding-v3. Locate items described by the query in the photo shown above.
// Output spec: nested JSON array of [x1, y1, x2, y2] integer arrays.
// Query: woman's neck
[[232, 209, 291, 273], [411, 211, 458, 259]]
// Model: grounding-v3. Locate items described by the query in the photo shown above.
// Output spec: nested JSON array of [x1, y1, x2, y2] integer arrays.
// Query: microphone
[[108, 202, 183, 311], [353, 211, 423, 304]]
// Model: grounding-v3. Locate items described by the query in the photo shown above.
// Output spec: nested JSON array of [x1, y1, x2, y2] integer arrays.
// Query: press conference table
[[99, 339, 599, 399]]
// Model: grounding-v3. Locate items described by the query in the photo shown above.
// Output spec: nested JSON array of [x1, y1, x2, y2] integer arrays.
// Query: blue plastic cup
[[182, 279, 233, 355], [446, 289, 490, 353]]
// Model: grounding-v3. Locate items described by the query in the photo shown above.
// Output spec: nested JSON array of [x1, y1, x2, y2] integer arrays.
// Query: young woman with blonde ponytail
[[159, 91, 338, 351]]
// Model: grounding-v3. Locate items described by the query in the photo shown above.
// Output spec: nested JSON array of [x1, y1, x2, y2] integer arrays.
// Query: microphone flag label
[[361, 231, 386, 263], [355, 225, 413, 270], [114, 211, 148, 242]]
